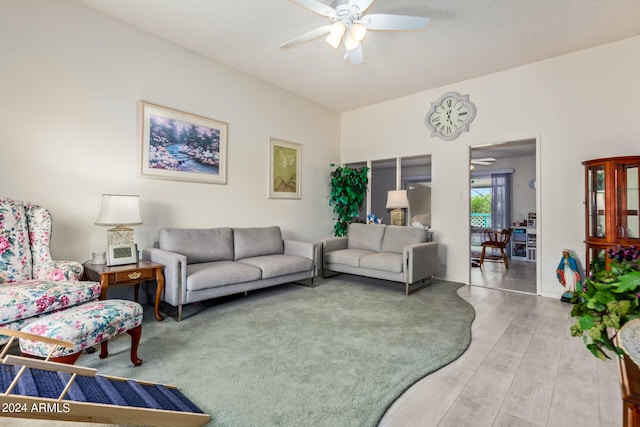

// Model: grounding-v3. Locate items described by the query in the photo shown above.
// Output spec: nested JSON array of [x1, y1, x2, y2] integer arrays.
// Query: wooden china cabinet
[[583, 156, 640, 276], [584, 156, 640, 426]]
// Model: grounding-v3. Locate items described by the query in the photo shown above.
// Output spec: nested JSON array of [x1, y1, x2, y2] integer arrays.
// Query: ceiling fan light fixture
[[329, 21, 346, 39], [350, 23, 366, 41], [326, 21, 346, 49], [326, 34, 342, 49], [344, 32, 360, 51], [282, 0, 430, 65]]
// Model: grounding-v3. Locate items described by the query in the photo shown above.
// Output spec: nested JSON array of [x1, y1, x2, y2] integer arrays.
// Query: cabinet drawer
[[113, 269, 154, 282]]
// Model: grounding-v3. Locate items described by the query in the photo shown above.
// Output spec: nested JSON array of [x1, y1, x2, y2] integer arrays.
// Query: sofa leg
[[294, 276, 316, 288], [406, 276, 434, 296]]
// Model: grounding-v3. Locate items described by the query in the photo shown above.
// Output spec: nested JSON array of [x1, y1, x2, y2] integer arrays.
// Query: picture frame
[[107, 243, 138, 266], [268, 137, 301, 199], [139, 101, 227, 184]]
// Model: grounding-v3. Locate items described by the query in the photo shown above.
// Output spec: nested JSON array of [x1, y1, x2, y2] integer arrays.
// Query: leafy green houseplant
[[329, 164, 369, 237], [570, 245, 640, 360]]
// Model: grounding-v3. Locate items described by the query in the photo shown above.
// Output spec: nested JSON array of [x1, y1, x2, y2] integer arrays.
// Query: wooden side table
[[83, 260, 165, 321]]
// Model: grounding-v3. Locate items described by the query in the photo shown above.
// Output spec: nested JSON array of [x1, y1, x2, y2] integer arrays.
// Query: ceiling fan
[[280, 0, 430, 65], [471, 158, 497, 166]]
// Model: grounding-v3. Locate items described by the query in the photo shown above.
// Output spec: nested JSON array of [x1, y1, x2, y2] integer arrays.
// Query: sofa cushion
[[0, 197, 33, 282], [233, 226, 283, 260], [0, 280, 101, 325], [238, 255, 313, 279], [325, 248, 376, 267], [360, 253, 404, 273], [347, 223, 385, 253], [159, 227, 233, 264], [381, 225, 429, 254], [186, 261, 262, 291]]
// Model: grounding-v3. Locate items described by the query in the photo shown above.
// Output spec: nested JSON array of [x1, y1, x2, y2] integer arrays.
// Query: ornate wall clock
[[425, 92, 476, 141]]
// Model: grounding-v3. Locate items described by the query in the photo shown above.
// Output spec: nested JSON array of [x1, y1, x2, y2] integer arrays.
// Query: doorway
[[469, 139, 537, 294]]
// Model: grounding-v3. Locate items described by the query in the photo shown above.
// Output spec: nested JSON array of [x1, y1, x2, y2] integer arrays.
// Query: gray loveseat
[[142, 226, 316, 320], [321, 223, 438, 295]]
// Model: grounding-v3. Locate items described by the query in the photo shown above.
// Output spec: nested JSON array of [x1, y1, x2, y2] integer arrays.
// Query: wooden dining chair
[[479, 228, 513, 269]]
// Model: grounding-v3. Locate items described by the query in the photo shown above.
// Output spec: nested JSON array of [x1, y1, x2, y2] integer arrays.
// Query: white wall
[[0, 1, 341, 263], [342, 36, 640, 297]]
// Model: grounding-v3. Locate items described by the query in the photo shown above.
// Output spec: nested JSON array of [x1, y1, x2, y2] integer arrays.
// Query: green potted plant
[[570, 245, 640, 360], [329, 164, 369, 237]]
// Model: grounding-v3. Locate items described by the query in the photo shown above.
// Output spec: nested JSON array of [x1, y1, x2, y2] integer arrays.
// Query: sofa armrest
[[141, 247, 187, 308], [284, 240, 316, 261], [35, 261, 84, 281], [321, 237, 348, 254], [284, 240, 317, 275], [404, 242, 439, 284]]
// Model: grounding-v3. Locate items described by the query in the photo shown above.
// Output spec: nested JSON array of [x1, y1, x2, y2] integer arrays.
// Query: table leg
[[99, 276, 109, 300], [154, 267, 165, 321]]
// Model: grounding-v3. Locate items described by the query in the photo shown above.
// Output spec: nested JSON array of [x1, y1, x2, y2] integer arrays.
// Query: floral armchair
[[0, 197, 83, 283], [0, 197, 101, 342]]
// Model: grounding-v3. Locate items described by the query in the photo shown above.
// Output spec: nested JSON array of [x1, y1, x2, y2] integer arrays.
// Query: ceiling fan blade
[[280, 25, 332, 49], [349, 0, 376, 14], [347, 45, 363, 65], [471, 158, 497, 165], [362, 14, 430, 31], [289, 0, 337, 18]]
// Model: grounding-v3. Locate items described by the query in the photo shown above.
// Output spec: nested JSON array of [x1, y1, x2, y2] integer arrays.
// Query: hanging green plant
[[570, 245, 640, 360], [329, 164, 369, 237]]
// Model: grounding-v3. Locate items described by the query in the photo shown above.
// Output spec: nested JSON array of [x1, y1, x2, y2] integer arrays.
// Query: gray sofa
[[321, 223, 438, 295], [142, 226, 316, 320]]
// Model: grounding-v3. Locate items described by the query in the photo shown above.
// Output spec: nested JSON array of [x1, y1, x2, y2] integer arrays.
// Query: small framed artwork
[[107, 243, 138, 266], [268, 137, 301, 199], [139, 101, 227, 184]]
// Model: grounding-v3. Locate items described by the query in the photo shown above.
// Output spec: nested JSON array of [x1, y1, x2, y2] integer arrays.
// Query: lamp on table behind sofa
[[386, 190, 409, 226]]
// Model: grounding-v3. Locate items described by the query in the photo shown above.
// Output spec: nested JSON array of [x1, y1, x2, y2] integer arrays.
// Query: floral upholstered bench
[[18, 300, 144, 366]]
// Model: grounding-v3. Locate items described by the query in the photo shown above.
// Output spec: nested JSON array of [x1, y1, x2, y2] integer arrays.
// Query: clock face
[[425, 92, 476, 141]]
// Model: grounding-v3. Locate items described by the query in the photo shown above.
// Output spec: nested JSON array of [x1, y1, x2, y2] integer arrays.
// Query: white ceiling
[[73, 0, 640, 112]]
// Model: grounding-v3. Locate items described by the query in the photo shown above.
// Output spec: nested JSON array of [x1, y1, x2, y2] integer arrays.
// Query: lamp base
[[107, 226, 134, 246], [390, 209, 405, 226]]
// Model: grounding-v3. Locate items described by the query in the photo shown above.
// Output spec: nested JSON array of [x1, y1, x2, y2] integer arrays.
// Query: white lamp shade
[[344, 31, 360, 52], [95, 194, 142, 226], [386, 190, 410, 209], [350, 23, 367, 42], [326, 34, 342, 49], [329, 21, 346, 39]]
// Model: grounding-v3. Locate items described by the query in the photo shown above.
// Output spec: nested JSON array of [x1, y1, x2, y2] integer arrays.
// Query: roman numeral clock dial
[[425, 92, 476, 141]]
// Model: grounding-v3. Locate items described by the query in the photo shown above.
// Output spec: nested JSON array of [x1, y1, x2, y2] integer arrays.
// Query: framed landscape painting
[[139, 101, 227, 184], [268, 137, 301, 199]]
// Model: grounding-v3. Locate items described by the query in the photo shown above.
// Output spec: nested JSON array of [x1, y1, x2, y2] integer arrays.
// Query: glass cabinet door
[[617, 162, 640, 239], [584, 157, 640, 276], [587, 165, 606, 238]]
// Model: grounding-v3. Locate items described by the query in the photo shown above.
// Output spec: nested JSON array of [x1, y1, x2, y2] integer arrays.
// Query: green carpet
[[79, 276, 475, 427]]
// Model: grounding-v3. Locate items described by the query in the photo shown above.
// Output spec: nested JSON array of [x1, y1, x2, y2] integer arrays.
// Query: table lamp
[[95, 194, 142, 246], [386, 190, 409, 226]]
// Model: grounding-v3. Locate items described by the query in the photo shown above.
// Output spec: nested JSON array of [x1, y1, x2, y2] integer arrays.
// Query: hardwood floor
[[471, 257, 537, 294], [379, 285, 621, 427]]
